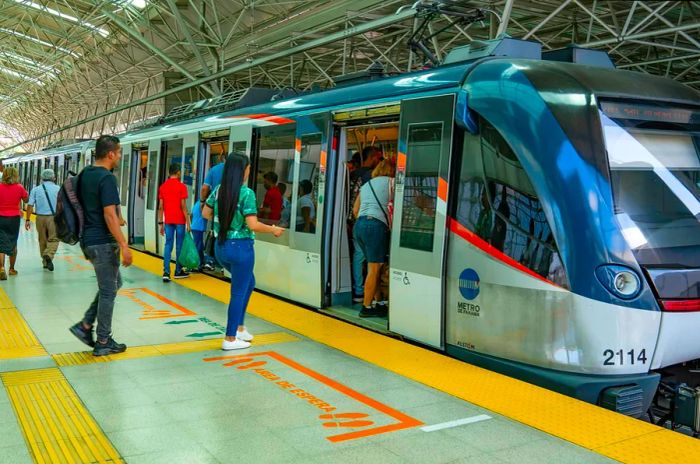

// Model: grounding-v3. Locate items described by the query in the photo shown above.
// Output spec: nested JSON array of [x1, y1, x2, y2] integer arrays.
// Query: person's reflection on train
[[278, 182, 290, 228], [259, 171, 282, 224], [491, 185, 510, 252], [202, 152, 284, 350], [296, 180, 316, 233], [353, 160, 394, 318], [474, 183, 494, 242]]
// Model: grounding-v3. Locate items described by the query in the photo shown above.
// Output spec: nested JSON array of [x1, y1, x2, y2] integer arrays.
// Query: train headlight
[[595, 265, 641, 299]]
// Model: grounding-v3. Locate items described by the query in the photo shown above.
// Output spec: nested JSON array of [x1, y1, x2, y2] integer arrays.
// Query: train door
[[181, 133, 198, 209], [128, 144, 148, 247], [144, 139, 161, 253], [290, 114, 329, 307], [197, 130, 229, 198], [118, 143, 131, 239], [154, 138, 184, 254], [56, 155, 65, 185], [388, 94, 455, 348]]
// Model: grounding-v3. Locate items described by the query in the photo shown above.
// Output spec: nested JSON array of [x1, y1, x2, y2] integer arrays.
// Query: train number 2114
[[603, 349, 647, 366]]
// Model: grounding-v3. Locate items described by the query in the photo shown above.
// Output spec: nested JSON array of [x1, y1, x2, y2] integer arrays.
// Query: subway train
[[5, 38, 700, 428]]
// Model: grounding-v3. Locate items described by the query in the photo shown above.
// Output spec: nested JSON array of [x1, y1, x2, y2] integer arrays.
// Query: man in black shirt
[[69, 135, 132, 356]]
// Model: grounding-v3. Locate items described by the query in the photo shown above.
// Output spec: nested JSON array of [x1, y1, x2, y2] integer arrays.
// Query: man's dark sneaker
[[44, 256, 54, 272], [93, 338, 127, 356], [374, 303, 388, 318], [359, 306, 379, 318], [69, 322, 95, 347], [174, 270, 190, 279], [42, 256, 48, 269], [352, 294, 364, 304], [163, 273, 171, 282], [202, 263, 214, 271]]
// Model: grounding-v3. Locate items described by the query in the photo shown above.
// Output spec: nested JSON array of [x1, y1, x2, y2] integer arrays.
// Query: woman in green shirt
[[203, 153, 283, 350]]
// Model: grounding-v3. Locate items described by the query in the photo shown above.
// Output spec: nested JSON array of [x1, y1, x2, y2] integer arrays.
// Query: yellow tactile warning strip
[[0, 288, 48, 360], [52, 331, 298, 366], [1, 368, 123, 464], [130, 249, 700, 463]]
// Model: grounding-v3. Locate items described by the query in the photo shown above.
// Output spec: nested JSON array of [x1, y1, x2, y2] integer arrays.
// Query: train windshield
[[600, 101, 700, 267]]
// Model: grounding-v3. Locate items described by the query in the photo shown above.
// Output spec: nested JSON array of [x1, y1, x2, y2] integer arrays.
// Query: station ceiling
[[0, 0, 698, 152]]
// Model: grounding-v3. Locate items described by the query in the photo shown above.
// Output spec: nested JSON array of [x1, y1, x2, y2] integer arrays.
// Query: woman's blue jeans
[[163, 224, 185, 275], [215, 239, 255, 337]]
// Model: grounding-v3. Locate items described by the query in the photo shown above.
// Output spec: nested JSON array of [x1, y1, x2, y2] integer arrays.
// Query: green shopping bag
[[178, 232, 200, 270]]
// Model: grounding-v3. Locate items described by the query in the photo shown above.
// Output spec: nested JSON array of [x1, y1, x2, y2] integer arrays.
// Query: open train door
[[144, 138, 161, 253], [287, 113, 330, 308], [389, 94, 455, 348], [229, 122, 252, 158], [118, 142, 131, 240]]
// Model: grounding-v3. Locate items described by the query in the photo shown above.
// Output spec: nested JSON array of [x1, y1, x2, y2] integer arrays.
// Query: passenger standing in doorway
[[349, 147, 383, 303], [158, 164, 191, 281], [69, 135, 131, 356], [200, 152, 225, 270], [353, 160, 393, 318], [190, 200, 207, 272], [0, 167, 28, 280], [296, 179, 316, 233], [202, 152, 283, 350], [24, 169, 60, 271], [259, 172, 283, 224]]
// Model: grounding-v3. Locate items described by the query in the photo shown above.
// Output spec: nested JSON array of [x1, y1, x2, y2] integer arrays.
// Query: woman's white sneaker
[[222, 339, 251, 350], [236, 329, 254, 342]]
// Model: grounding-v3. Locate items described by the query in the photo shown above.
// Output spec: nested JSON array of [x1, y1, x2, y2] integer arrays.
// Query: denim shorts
[[353, 216, 389, 263]]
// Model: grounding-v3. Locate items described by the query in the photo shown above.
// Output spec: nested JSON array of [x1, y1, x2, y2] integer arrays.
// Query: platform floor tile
[[0, 232, 624, 463]]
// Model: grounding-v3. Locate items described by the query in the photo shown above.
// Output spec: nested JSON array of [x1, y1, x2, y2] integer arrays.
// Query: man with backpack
[[69, 135, 132, 356], [24, 169, 60, 271]]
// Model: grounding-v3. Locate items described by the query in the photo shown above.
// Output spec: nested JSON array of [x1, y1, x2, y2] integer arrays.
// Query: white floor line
[[420, 414, 492, 432]]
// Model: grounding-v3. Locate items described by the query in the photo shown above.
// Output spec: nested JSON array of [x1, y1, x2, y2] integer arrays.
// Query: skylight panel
[[0, 65, 45, 86], [13, 0, 109, 37], [0, 27, 81, 58], [0, 51, 59, 75]]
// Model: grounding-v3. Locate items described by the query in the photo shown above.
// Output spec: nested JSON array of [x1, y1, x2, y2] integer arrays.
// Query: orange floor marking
[[118, 287, 197, 319], [204, 351, 423, 442]]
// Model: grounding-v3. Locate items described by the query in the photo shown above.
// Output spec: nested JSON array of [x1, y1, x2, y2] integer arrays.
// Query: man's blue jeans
[[163, 224, 185, 275], [82, 243, 122, 342], [352, 244, 366, 296], [192, 229, 205, 269]]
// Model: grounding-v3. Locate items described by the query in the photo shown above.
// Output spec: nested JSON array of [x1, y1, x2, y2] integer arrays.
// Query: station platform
[[1, 230, 699, 464]]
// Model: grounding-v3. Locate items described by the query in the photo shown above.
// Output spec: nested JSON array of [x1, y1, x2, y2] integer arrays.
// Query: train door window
[[399, 122, 443, 252], [161, 139, 184, 186], [295, 133, 322, 234], [455, 117, 567, 286], [146, 150, 158, 210], [113, 151, 122, 195], [254, 124, 296, 232]]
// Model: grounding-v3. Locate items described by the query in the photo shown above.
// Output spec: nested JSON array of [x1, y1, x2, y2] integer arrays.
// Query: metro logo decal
[[459, 268, 480, 300], [204, 351, 423, 442]]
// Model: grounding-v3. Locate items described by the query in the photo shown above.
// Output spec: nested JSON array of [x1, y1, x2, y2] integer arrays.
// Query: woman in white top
[[352, 160, 394, 318], [296, 179, 316, 233]]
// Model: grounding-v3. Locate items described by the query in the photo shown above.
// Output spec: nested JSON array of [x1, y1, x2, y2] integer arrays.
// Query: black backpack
[[54, 172, 84, 245]]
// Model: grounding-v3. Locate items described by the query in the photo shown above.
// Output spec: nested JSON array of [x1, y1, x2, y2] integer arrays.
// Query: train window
[[399, 122, 443, 252], [455, 118, 566, 286], [255, 124, 296, 229], [295, 133, 322, 234], [146, 151, 158, 210]]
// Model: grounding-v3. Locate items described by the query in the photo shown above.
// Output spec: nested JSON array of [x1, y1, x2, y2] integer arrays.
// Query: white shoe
[[222, 339, 251, 350], [236, 329, 254, 342]]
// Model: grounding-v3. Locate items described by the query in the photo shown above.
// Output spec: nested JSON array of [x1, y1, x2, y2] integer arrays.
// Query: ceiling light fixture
[[0, 27, 81, 58], [0, 51, 60, 75], [13, 0, 109, 37], [0, 65, 45, 86]]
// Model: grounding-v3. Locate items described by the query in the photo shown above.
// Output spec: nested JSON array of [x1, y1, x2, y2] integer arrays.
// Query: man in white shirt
[[25, 169, 60, 271]]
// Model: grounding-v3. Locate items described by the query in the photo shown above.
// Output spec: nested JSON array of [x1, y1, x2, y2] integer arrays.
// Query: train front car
[[446, 58, 700, 423]]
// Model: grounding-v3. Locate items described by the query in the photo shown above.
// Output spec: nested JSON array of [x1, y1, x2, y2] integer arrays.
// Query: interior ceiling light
[[0, 65, 44, 86], [13, 0, 109, 37], [112, 0, 146, 10], [0, 27, 80, 58]]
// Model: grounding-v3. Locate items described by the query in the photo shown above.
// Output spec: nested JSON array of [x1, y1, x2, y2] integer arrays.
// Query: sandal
[[0, 269, 6, 280], [8, 269, 17, 276]]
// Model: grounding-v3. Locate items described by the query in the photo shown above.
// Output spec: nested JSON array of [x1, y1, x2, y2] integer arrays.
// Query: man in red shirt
[[158, 163, 190, 282], [259, 171, 283, 224]]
